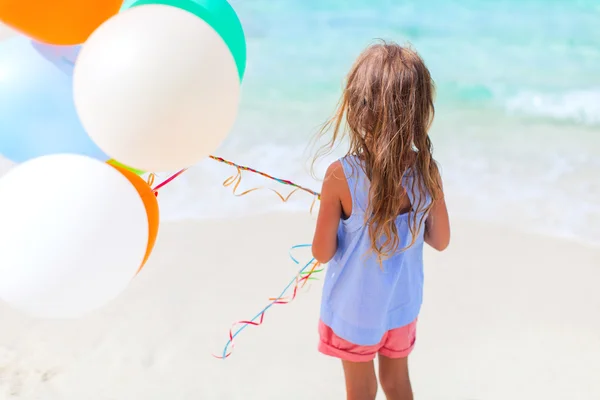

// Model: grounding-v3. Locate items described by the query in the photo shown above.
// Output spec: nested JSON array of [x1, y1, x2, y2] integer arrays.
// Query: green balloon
[[127, 0, 246, 80]]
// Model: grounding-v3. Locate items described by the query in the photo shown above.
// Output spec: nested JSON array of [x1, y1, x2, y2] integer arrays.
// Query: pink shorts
[[318, 319, 418, 362]]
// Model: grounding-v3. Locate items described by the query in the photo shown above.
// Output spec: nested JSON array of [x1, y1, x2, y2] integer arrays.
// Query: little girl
[[312, 42, 450, 400]]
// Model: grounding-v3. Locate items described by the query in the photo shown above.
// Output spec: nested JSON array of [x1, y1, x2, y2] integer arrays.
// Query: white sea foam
[[506, 89, 600, 125], [151, 129, 600, 247], [1, 118, 598, 247]]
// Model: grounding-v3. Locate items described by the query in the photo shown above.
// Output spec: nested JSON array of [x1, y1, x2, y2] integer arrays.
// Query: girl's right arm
[[312, 162, 344, 264], [424, 180, 450, 251]]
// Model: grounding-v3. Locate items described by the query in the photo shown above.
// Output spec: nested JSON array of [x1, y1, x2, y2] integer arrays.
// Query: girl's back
[[320, 155, 431, 346], [310, 41, 450, 400]]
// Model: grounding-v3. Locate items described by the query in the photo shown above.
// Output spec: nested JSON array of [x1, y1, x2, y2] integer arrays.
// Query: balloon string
[[213, 244, 322, 359], [208, 155, 321, 200], [146, 173, 155, 188], [221, 167, 320, 213], [152, 168, 188, 192], [143, 159, 323, 359], [149, 155, 321, 211]]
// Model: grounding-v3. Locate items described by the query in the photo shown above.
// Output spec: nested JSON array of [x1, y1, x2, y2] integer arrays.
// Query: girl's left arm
[[312, 162, 343, 264]]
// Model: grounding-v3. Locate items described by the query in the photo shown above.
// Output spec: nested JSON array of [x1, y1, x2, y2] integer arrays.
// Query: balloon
[[120, 0, 138, 9], [0, 37, 108, 163], [110, 163, 159, 273], [107, 159, 146, 176], [73, 5, 240, 172], [31, 40, 81, 75], [127, 0, 246, 80], [0, 154, 149, 319], [0, 0, 124, 45]]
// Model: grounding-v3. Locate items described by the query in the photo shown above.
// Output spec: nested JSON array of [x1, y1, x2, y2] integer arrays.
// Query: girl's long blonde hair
[[313, 41, 442, 260]]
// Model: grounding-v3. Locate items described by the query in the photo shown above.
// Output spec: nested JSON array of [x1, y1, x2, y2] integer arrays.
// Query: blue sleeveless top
[[320, 155, 431, 346]]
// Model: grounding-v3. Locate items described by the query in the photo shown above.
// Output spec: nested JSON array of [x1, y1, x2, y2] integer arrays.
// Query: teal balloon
[[120, 0, 137, 8], [125, 0, 246, 80]]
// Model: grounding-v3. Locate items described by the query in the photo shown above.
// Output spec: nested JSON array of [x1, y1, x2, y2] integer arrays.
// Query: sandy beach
[[1, 2, 599, 397], [0, 213, 598, 399]]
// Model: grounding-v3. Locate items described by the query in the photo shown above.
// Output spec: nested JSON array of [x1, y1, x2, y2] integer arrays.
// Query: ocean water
[[152, 0, 600, 246], [1, 1, 598, 245]]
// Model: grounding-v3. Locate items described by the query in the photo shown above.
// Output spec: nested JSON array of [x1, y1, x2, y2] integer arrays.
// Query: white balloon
[[73, 4, 241, 172], [0, 154, 149, 318]]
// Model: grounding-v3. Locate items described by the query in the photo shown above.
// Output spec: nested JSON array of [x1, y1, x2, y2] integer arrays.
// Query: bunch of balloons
[[0, 0, 245, 318]]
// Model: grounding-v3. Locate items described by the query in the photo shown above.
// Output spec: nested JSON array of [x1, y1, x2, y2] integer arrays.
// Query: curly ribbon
[[146, 173, 157, 197], [222, 166, 319, 214], [209, 156, 321, 200], [150, 156, 321, 212], [214, 244, 322, 360], [143, 158, 323, 359]]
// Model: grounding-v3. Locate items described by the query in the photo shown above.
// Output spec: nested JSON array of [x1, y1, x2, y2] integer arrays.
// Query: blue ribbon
[[219, 244, 316, 359]]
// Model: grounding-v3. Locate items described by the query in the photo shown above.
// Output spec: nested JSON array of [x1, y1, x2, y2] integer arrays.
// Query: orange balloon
[[0, 0, 124, 45], [110, 164, 159, 273]]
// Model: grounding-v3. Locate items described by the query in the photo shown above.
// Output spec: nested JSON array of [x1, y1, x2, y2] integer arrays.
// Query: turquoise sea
[[157, 0, 600, 245]]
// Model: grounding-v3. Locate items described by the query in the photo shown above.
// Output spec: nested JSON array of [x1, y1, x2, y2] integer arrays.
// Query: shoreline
[[1, 150, 599, 248], [159, 210, 600, 250]]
